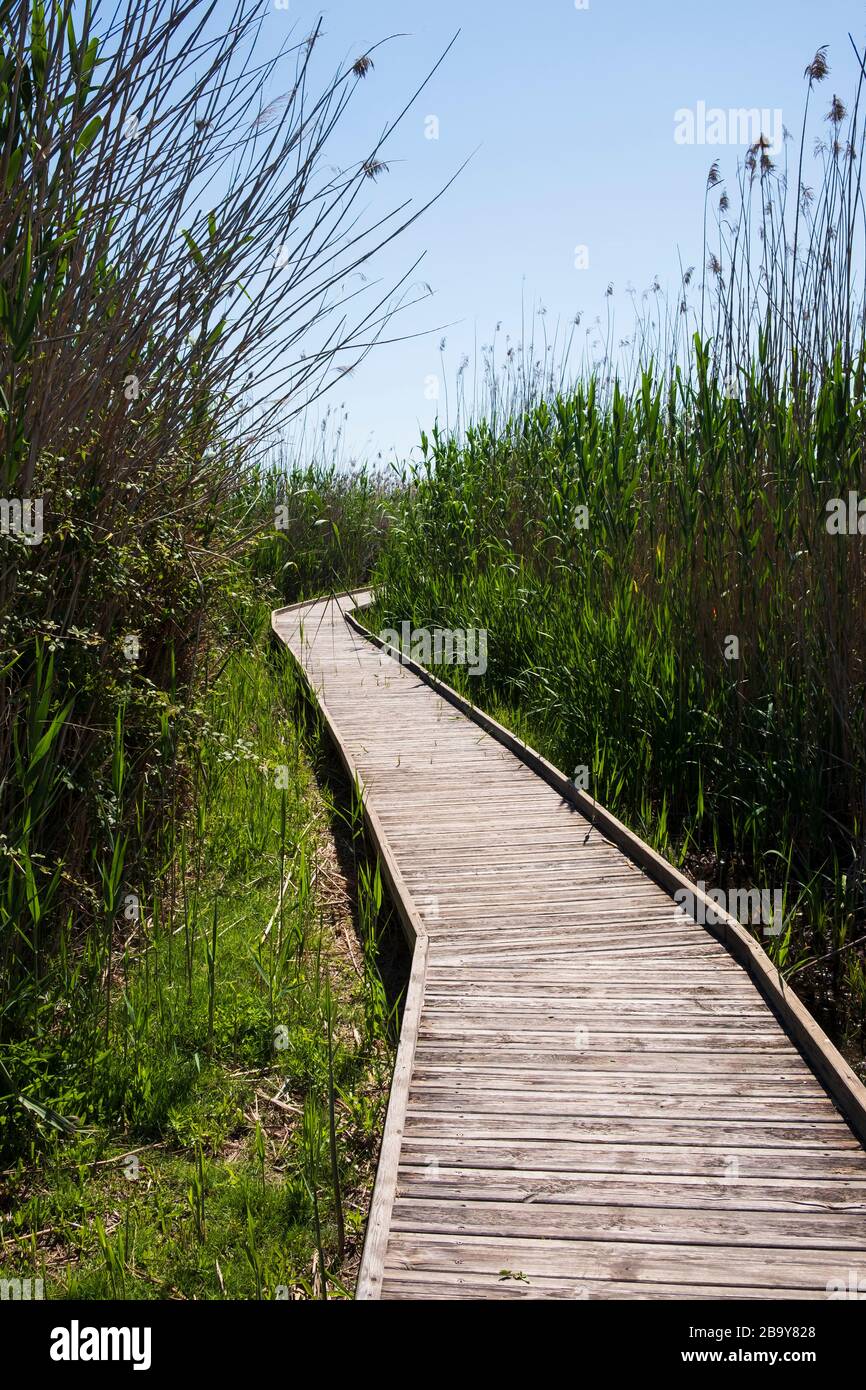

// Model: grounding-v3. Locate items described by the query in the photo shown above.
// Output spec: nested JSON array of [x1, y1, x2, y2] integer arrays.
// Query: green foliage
[[0, 598, 394, 1297], [247, 459, 394, 604], [371, 358, 866, 1048]]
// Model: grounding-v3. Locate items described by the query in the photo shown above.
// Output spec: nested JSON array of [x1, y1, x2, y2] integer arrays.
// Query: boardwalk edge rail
[[274, 591, 866, 1301], [272, 594, 427, 1301]]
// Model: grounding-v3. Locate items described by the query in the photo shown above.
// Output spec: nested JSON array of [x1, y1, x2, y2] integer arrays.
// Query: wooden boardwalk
[[273, 594, 866, 1301]]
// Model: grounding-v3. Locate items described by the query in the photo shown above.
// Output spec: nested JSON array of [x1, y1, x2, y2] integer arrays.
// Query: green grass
[[0, 597, 398, 1299]]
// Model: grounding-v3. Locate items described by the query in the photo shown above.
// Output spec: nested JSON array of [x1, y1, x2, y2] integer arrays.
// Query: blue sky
[[259, 0, 866, 467]]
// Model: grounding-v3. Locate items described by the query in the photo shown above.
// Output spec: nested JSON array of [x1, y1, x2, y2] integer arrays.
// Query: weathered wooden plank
[[407, 1083, 842, 1121], [395, 1164, 866, 1210], [410, 1046, 814, 1073], [378, 1271, 828, 1300], [402, 1110, 864, 1152], [419, 1010, 782, 1033], [424, 971, 760, 990], [421, 999, 777, 1021], [397, 1136, 866, 1178], [389, 1197, 866, 1250], [410, 1065, 829, 1095], [381, 1230, 858, 1291], [414, 1026, 794, 1052]]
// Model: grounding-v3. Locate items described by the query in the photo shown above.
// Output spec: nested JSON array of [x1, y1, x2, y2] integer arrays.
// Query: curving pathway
[[272, 593, 866, 1301]]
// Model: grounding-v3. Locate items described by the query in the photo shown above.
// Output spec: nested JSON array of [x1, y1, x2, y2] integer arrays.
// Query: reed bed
[[371, 45, 866, 1056]]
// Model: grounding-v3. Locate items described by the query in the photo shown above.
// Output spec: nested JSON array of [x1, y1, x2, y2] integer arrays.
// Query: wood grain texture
[[272, 593, 866, 1302]]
